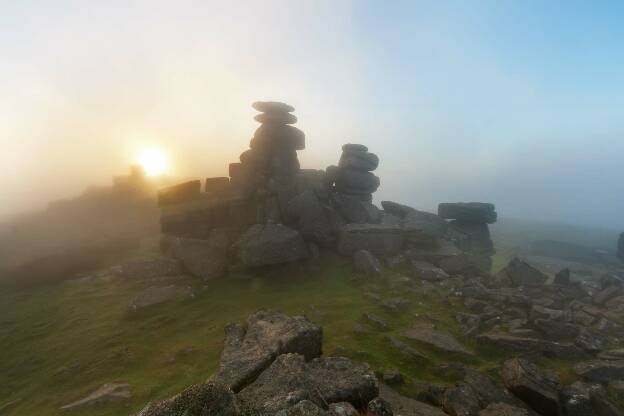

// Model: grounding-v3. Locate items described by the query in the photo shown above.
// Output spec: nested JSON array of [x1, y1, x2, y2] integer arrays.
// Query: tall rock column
[[229, 101, 304, 223]]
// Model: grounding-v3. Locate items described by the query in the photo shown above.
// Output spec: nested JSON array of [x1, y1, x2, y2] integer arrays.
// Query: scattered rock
[[477, 333, 584, 358], [237, 353, 378, 413], [386, 336, 429, 363], [329, 401, 359, 416], [574, 360, 624, 383], [367, 397, 394, 416], [497, 258, 549, 287], [502, 358, 560, 416], [60, 382, 131, 410], [129, 285, 194, 310], [382, 369, 404, 385], [442, 383, 481, 416], [379, 383, 447, 416], [362, 313, 391, 331], [403, 324, 473, 356], [410, 260, 449, 281], [211, 310, 322, 392], [478, 403, 531, 416], [381, 297, 410, 313]]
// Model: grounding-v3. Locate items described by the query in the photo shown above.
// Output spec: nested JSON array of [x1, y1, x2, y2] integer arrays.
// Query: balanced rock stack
[[438, 202, 496, 261], [229, 101, 304, 222], [327, 144, 380, 203], [618, 232, 624, 261]]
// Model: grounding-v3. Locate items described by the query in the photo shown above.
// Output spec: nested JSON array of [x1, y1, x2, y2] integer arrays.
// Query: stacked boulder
[[327, 144, 380, 203], [618, 232, 623, 261], [438, 203, 496, 267], [230, 101, 305, 223]]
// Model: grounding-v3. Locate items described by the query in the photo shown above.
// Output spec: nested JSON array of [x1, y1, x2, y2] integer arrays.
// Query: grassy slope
[[0, 248, 580, 416]]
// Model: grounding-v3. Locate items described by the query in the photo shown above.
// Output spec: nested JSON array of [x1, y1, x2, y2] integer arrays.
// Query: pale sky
[[1, 0, 623, 229]]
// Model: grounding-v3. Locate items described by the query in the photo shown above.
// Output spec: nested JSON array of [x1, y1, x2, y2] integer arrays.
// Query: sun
[[137, 147, 169, 176]]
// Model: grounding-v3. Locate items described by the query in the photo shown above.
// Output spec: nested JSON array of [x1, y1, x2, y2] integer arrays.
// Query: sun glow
[[137, 147, 169, 176]]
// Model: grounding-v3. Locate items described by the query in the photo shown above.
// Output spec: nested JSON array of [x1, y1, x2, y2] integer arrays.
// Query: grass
[[0, 249, 584, 416]]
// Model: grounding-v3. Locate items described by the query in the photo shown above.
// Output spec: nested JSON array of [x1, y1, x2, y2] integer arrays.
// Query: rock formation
[[438, 202, 497, 269]]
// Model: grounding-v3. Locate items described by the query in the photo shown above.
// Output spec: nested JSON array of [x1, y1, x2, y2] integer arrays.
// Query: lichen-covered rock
[[211, 310, 322, 392], [237, 224, 309, 267], [136, 382, 243, 416], [237, 353, 378, 413], [574, 360, 624, 383]]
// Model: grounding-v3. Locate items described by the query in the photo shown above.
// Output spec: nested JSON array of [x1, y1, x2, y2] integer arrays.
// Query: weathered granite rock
[[379, 383, 447, 416], [335, 169, 380, 194], [331, 193, 381, 224], [129, 285, 194, 310], [386, 336, 430, 363], [463, 368, 529, 410], [158, 180, 201, 207], [60, 383, 131, 410], [287, 190, 338, 244], [211, 310, 322, 392], [402, 324, 473, 356], [574, 360, 624, 383], [237, 224, 309, 267], [252, 101, 295, 113], [171, 237, 228, 280], [449, 221, 495, 257], [337, 224, 403, 256], [382, 369, 404, 386], [559, 381, 617, 416], [237, 353, 378, 413], [438, 203, 497, 224], [367, 397, 393, 416], [353, 250, 382, 276], [497, 258, 549, 287], [136, 382, 241, 416], [410, 260, 449, 281], [339, 150, 379, 172], [328, 401, 359, 416], [477, 333, 584, 358], [252, 124, 305, 151], [502, 358, 560, 416], [277, 400, 329, 415], [442, 383, 481, 416], [254, 112, 297, 125]]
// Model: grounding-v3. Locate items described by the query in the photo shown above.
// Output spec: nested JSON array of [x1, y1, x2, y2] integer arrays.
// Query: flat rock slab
[[60, 382, 131, 409], [252, 101, 295, 113], [378, 383, 446, 416], [129, 285, 194, 310], [438, 202, 497, 224], [211, 310, 322, 392], [402, 324, 473, 356], [237, 353, 378, 414], [574, 360, 624, 383]]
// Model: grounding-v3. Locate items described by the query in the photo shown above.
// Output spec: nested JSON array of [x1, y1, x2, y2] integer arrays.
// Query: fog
[[2, 0, 623, 230]]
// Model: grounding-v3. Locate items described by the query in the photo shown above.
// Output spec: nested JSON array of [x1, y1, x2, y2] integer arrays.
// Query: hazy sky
[[1, 0, 623, 229]]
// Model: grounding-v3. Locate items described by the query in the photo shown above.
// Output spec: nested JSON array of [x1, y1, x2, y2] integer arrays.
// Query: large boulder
[[337, 224, 403, 256], [378, 383, 446, 416], [477, 333, 584, 358], [497, 258, 549, 287], [211, 310, 322, 392], [402, 324, 473, 356], [237, 353, 378, 413], [353, 250, 382, 276], [502, 358, 560, 416], [171, 238, 228, 280], [237, 224, 309, 267], [287, 190, 339, 244], [438, 203, 497, 224], [330, 193, 381, 224]]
